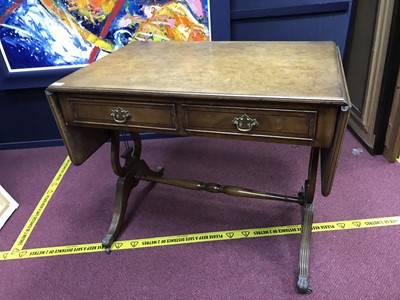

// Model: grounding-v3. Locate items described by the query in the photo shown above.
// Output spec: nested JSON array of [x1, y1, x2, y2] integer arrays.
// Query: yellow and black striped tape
[[1, 215, 399, 260], [1, 155, 399, 261], [6, 156, 71, 259]]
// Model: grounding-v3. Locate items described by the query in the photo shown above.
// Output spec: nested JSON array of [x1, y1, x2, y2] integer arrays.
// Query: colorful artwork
[[0, 0, 210, 72]]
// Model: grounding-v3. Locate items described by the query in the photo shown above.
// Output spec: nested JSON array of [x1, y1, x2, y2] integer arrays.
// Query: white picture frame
[[0, 185, 19, 230]]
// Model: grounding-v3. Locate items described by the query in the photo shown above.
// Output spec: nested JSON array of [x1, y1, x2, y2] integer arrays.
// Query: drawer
[[62, 97, 178, 132], [182, 105, 336, 146]]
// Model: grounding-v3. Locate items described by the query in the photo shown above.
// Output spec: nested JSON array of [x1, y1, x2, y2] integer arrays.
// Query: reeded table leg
[[297, 202, 314, 294], [296, 147, 319, 294]]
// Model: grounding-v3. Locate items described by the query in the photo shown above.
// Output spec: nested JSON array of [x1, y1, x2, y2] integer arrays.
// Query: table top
[[46, 41, 351, 196], [48, 41, 349, 106]]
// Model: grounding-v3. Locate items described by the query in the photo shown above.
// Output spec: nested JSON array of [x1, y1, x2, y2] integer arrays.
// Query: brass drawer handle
[[110, 107, 132, 123], [232, 114, 259, 132]]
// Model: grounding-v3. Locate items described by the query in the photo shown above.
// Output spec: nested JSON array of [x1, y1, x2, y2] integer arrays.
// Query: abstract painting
[[0, 0, 210, 72]]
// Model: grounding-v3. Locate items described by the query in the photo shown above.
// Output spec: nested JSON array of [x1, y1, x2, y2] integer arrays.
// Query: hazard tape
[[1, 154, 399, 261], [6, 156, 71, 259], [1, 215, 399, 260]]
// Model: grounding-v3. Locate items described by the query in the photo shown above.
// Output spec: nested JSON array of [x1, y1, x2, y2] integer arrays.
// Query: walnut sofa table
[[46, 41, 350, 294]]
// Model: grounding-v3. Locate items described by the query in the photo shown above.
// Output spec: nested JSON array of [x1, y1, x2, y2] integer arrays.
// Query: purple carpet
[[0, 130, 399, 299]]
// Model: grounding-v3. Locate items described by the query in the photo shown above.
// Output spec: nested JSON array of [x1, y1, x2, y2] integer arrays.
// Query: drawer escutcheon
[[232, 114, 259, 132], [110, 107, 132, 123]]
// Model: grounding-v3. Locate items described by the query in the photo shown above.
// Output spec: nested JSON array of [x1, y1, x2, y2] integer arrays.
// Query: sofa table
[[46, 41, 350, 294]]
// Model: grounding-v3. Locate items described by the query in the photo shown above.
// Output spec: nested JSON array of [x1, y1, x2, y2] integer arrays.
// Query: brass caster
[[297, 276, 312, 294]]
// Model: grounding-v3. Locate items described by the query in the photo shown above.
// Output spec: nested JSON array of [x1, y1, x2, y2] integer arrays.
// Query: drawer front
[[183, 105, 323, 144], [64, 97, 178, 131]]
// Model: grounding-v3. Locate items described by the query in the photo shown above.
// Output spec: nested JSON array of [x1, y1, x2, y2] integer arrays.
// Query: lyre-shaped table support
[[103, 130, 319, 293], [102, 131, 164, 253]]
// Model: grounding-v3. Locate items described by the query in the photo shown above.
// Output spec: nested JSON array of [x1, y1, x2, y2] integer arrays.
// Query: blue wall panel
[[230, 0, 353, 57]]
